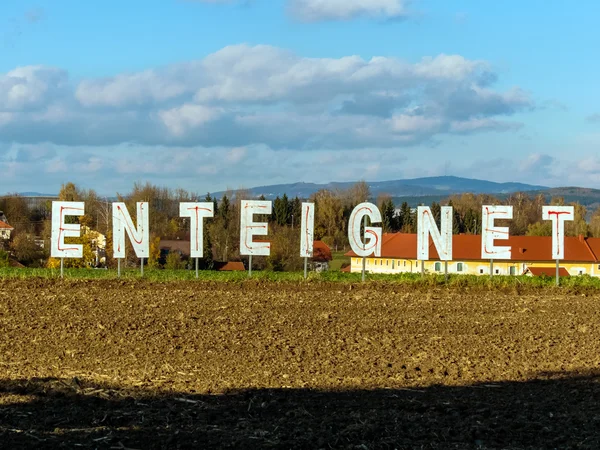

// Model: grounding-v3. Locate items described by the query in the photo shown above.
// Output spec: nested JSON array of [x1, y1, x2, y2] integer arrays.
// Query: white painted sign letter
[[417, 206, 453, 261], [240, 200, 272, 256], [348, 202, 382, 258], [180, 202, 214, 258], [481, 205, 513, 260], [51, 201, 85, 258], [542, 205, 574, 260], [300, 202, 315, 258], [113, 202, 149, 258]]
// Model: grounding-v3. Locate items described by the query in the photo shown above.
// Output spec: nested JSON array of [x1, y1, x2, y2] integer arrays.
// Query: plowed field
[[1, 279, 600, 449]]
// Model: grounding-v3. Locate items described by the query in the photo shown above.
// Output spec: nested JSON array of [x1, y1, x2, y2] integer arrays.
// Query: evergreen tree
[[290, 197, 302, 228], [219, 195, 231, 228], [447, 200, 462, 235], [380, 199, 396, 233], [399, 202, 412, 233], [431, 202, 441, 228], [274, 194, 290, 226], [205, 193, 218, 216]]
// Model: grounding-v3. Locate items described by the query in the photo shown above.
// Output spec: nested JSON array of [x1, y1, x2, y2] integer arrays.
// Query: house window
[[386, 260, 389, 266], [495, 269, 500, 275], [434, 262, 441, 272], [392, 260, 395, 269], [403, 261, 406, 267], [457, 263, 463, 272], [510, 266, 516, 276], [479, 268, 484, 274], [579, 270, 584, 275]]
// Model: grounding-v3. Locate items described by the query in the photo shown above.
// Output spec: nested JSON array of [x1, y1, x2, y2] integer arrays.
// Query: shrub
[[165, 251, 185, 270]]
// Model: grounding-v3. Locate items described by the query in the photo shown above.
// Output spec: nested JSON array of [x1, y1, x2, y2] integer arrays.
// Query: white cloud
[[158, 104, 222, 136], [576, 156, 600, 174], [289, 0, 409, 22], [0, 44, 533, 153], [450, 118, 522, 133], [0, 66, 68, 111], [586, 113, 600, 124], [391, 115, 443, 133], [226, 147, 247, 163]]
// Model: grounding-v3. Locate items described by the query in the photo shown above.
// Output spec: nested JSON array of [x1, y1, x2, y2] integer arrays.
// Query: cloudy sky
[[1, 0, 599, 195]]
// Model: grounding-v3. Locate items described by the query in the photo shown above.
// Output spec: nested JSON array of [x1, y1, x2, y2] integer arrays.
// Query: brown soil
[[1, 279, 600, 448]]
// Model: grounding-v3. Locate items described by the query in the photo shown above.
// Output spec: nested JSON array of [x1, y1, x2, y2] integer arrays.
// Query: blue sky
[[1, 0, 599, 195]]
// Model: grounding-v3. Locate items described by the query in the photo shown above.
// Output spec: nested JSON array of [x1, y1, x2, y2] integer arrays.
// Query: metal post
[[304, 257, 308, 279], [556, 259, 559, 286], [361, 213, 367, 282], [60, 258, 64, 279], [118, 259, 121, 277], [195, 257, 199, 279], [421, 260, 424, 275], [248, 255, 253, 278], [444, 261, 448, 282], [141, 258, 144, 277], [361, 257, 366, 282], [490, 259, 494, 277]]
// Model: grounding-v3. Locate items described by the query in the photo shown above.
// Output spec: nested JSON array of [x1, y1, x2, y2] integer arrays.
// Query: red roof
[[527, 267, 570, 277], [346, 233, 600, 263], [214, 261, 245, 271], [0, 220, 13, 230], [160, 240, 191, 256], [313, 241, 332, 262]]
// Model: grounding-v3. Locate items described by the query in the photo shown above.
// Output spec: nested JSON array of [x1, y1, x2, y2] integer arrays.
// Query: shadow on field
[[1, 371, 600, 449]]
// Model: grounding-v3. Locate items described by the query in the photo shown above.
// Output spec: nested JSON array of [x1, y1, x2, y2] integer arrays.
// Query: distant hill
[[15, 192, 57, 197], [212, 176, 548, 200], [531, 187, 600, 211]]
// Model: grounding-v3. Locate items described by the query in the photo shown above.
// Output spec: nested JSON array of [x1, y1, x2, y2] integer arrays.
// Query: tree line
[[2, 181, 600, 270]]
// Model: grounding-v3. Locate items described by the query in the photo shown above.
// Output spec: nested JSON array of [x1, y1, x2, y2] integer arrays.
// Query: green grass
[[329, 251, 350, 271], [1, 267, 600, 290]]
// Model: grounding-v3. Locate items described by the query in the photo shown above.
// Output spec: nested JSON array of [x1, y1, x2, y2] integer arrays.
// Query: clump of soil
[[1, 279, 599, 448]]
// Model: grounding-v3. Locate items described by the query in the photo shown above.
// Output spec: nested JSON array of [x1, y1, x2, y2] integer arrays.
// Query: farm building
[[345, 233, 600, 277], [0, 220, 14, 240], [312, 240, 333, 272]]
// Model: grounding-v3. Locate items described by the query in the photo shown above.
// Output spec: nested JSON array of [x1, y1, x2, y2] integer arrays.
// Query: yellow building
[[346, 233, 600, 277]]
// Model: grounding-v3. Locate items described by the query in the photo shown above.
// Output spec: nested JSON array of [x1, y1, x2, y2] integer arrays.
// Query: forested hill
[[213, 176, 547, 200], [534, 187, 600, 210]]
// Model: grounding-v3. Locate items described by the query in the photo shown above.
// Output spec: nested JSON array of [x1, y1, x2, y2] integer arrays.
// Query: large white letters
[[542, 206, 574, 260], [240, 200, 272, 256], [417, 206, 453, 261], [348, 202, 382, 258], [113, 202, 149, 258], [300, 202, 315, 258], [51, 201, 85, 258], [481, 205, 513, 260], [180, 202, 214, 258]]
